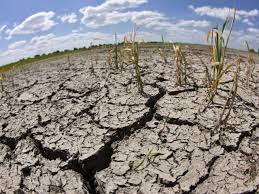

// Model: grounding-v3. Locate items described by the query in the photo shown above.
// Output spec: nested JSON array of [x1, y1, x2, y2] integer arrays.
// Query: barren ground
[[0, 45, 258, 194]]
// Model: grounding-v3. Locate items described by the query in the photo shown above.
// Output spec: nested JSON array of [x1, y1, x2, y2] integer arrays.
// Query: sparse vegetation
[[196, 54, 211, 87], [106, 33, 122, 69], [214, 59, 241, 130], [120, 26, 144, 94], [90, 56, 94, 74], [173, 44, 188, 86], [158, 34, 168, 64], [67, 55, 72, 66], [131, 29, 143, 94], [207, 9, 236, 102], [133, 148, 156, 170], [245, 40, 256, 86], [0, 73, 4, 91], [114, 33, 119, 69], [107, 45, 113, 67]]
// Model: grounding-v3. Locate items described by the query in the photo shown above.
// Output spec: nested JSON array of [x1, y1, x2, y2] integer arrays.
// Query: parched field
[[0, 45, 258, 194]]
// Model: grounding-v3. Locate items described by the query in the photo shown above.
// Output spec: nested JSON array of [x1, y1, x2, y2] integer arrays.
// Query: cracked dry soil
[[0, 46, 258, 194]]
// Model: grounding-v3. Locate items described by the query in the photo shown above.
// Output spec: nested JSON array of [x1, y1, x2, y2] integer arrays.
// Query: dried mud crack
[[0, 46, 259, 194]]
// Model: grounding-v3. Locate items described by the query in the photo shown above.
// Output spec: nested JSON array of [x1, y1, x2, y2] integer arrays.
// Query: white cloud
[[83, 10, 172, 29], [80, 11, 130, 28], [79, 0, 148, 27], [0, 25, 7, 33], [247, 27, 259, 34], [238, 9, 259, 17], [242, 18, 254, 26], [59, 13, 78, 23], [6, 11, 57, 38], [131, 11, 172, 30], [80, 0, 147, 16], [189, 5, 259, 20], [213, 27, 258, 50], [176, 20, 210, 28], [72, 27, 83, 33], [0, 32, 111, 65], [30, 33, 56, 45], [232, 29, 259, 49], [188, 5, 194, 10], [133, 13, 209, 30], [79, 0, 209, 30], [189, 5, 234, 19], [80, 8, 209, 30], [8, 40, 27, 50]]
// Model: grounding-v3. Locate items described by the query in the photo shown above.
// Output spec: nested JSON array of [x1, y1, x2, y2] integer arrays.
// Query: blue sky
[[0, 0, 259, 66]]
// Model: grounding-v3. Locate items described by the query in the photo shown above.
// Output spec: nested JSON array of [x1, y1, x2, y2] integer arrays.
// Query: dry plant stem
[[114, 33, 119, 69], [119, 48, 124, 70], [108, 47, 113, 67], [95, 56, 98, 65], [114, 26, 143, 94], [173, 45, 187, 86], [134, 43, 143, 94], [174, 46, 181, 86], [245, 40, 256, 86], [90, 57, 94, 74], [0, 81, 3, 92], [196, 54, 211, 87], [214, 60, 240, 130], [160, 34, 167, 64], [133, 148, 155, 171], [67, 55, 71, 66], [158, 112, 171, 140], [223, 63, 240, 121], [0, 74, 4, 92], [181, 52, 188, 85], [221, 8, 236, 66], [176, 49, 181, 85], [207, 9, 236, 102], [132, 26, 143, 94], [208, 58, 238, 101]]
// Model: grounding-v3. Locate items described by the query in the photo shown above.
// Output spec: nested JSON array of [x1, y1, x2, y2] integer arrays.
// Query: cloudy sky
[[0, 0, 259, 66]]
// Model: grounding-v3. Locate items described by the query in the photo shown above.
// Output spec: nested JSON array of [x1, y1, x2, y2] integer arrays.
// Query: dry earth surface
[[0, 45, 258, 194]]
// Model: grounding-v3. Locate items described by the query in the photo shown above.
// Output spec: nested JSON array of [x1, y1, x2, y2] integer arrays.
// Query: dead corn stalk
[[207, 8, 236, 102], [245, 40, 255, 86], [173, 44, 188, 86], [214, 59, 241, 130]]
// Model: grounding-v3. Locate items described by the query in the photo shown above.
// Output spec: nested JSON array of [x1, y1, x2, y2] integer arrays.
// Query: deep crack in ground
[[0, 46, 258, 194]]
